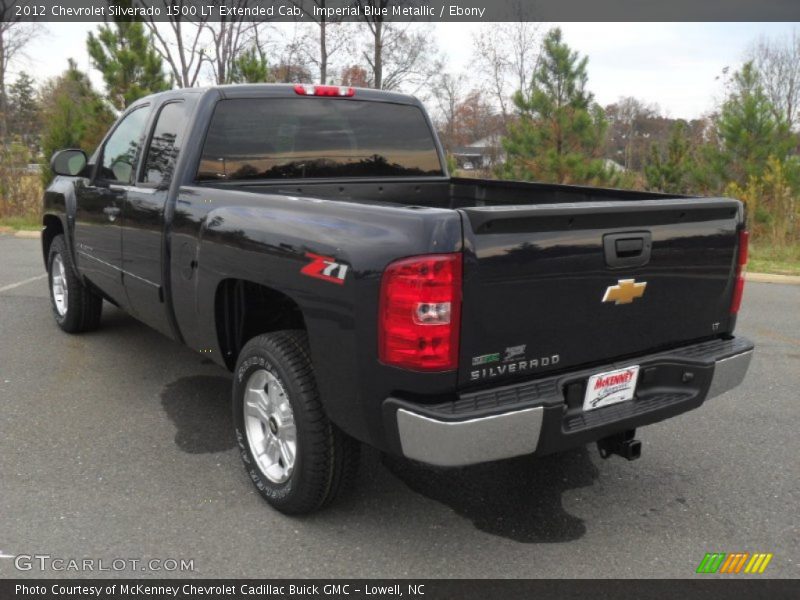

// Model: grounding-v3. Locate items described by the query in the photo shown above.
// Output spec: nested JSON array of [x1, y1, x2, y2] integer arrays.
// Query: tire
[[233, 330, 360, 514], [47, 234, 103, 333]]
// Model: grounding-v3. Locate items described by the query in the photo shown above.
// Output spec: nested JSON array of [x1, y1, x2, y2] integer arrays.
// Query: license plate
[[583, 365, 640, 411]]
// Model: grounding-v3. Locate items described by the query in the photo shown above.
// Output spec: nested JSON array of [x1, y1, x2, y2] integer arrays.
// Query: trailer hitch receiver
[[597, 429, 641, 461]]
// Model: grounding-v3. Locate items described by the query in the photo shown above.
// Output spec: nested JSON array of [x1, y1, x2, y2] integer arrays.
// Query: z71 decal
[[300, 252, 349, 285]]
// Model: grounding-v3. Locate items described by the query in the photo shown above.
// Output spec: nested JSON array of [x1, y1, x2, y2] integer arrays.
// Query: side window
[[142, 102, 187, 187], [100, 106, 150, 183]]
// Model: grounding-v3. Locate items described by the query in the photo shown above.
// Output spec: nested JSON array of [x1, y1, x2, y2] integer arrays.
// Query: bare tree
[[471, 22, 541, 123], [750, 31, 800, 128], [352, 1, 440, 92], [290, 1, 347, 84], [433, 72, 465, 150], [380, 24, 441, 93], [605, 97, 662, 170], [0, 2, 42, 140], [266, 24, 312, 83], [471, 29, 509, 119], [205, 1, 260, 85], [143, 1, 209, 87], [507, 21, 541, 95], [354, 0, 389, 89]]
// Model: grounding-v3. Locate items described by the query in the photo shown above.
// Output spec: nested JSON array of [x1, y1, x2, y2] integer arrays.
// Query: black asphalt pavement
[[0, 234, 798, 578]]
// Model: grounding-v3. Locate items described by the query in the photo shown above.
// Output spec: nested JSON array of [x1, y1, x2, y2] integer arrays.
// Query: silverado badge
[[602, 279, 647, 305]]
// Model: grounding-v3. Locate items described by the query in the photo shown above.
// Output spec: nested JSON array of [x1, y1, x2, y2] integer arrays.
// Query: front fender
[[42, 177, 80, 276]]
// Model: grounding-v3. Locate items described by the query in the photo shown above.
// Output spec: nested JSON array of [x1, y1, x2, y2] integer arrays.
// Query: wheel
[[233, 330, 360, 514], [47, 234, 103, 333]]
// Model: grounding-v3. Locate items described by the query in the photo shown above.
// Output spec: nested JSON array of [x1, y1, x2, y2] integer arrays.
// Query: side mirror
[[51, 149, 88, 177]]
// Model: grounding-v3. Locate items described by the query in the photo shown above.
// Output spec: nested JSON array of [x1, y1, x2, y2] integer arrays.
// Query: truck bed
[[195, 175, 743, 388], [197, 176, 678, 210]]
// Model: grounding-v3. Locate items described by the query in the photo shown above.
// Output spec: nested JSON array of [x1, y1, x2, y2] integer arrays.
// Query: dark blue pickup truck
[[42, 84, 753, 514]]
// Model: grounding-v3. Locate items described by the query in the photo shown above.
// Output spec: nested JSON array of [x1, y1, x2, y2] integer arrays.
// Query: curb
[[13, 230, 40, 239], [746, 272, 800, 285]]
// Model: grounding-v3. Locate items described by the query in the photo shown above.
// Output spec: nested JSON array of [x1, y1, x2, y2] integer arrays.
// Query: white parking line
[[0, 274, 47, 293]]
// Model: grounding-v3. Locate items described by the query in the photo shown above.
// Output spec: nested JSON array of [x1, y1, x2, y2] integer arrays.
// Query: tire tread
[[48, 235, 103, 333], [235, 330, 360, 514]]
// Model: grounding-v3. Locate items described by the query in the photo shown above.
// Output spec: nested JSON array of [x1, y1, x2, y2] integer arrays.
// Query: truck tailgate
[[457, 197, 743, 387]]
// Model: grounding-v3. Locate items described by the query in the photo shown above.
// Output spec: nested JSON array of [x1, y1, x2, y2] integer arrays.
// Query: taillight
[[294, 84, 355, 97], [378, 253, 462, 371], [730, 229, 749, 314], [737, 229, 749, 267]]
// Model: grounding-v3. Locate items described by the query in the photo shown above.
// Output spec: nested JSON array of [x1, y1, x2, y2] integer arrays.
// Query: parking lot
[[1, 233, 798, 578]]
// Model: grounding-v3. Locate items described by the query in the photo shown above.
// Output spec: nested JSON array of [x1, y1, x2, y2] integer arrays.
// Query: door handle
[[603, 231, 652, 269], [615, 238, 644, 257], [103, 206, 121, 222]]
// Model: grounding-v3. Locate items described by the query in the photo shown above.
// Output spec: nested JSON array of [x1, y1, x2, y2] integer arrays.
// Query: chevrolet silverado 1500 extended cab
[[43, 84, 754, 514]]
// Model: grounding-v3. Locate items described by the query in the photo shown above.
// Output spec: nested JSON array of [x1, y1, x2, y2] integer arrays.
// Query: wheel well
[[215, 279, 306, 370], [42, 215, 64, 265]]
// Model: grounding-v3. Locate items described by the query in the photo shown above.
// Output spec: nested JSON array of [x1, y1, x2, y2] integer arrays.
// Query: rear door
[[457, 198, 743, 387], [74, 105, 150, 306]]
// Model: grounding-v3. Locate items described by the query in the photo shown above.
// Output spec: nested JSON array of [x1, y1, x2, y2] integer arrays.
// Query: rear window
[[197, 98, 443, 181]]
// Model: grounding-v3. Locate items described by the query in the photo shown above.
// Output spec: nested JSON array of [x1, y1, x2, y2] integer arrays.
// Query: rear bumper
[[386, 337, 753, 467], [706, 349, 753, 400]]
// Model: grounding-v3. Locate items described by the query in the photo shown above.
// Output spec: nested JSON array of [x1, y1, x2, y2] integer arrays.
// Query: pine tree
[[706, 62, 796, 190], [7, 72, 39, 154], [40, 60, 115, 184], [86, 6, 170, 111], [229, 45, 269, 84], [500, 28, 617, 186], [644, 121, 694, 194]]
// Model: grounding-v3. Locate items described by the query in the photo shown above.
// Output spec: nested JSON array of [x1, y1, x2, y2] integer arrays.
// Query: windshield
[[197, 97, 443, 181]]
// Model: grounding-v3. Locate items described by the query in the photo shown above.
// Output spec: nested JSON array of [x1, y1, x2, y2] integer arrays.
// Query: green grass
[[0, 215, 40, 231], [750, 242, 800, 276]]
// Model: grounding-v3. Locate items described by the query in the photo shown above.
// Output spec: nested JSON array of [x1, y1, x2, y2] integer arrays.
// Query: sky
[[11, 21, 800, 120]]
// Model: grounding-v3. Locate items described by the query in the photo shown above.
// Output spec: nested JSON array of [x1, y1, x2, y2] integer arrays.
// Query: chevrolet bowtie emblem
[[602, 279, 647, 305]]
